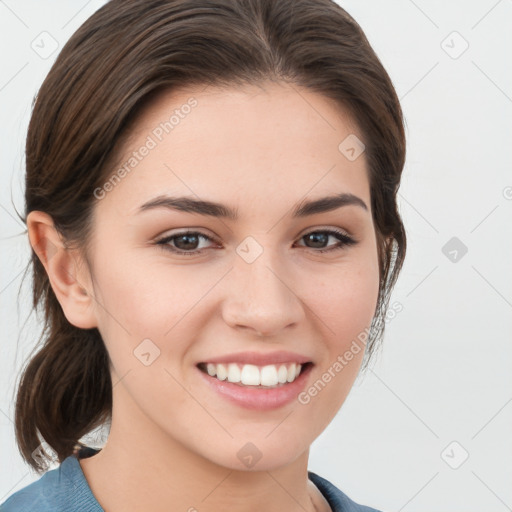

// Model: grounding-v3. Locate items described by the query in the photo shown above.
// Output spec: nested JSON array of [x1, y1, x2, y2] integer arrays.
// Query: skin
[[27, 81, 380, 512]]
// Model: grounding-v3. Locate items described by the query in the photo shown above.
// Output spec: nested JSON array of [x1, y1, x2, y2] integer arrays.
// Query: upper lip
[[199, 350, 312, 366]]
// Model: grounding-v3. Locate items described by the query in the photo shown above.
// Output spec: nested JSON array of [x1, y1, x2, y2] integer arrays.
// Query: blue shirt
[[0, 447, 382, 511]]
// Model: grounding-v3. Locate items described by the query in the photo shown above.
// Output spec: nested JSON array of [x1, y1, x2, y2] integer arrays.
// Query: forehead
[[98, 81, 370, 219]]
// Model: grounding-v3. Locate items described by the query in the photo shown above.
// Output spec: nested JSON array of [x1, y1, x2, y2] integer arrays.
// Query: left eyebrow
[[137, 192, 368, 220]]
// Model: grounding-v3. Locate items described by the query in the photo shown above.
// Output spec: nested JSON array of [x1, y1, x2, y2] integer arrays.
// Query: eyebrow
[[137, 193, 368, 220]]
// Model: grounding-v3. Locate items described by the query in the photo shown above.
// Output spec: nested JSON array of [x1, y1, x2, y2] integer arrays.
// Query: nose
[[221, 249, 305, 338]]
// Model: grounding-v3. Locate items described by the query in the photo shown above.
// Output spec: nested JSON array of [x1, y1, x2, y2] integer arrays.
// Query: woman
[[0, 0, 406, 510]]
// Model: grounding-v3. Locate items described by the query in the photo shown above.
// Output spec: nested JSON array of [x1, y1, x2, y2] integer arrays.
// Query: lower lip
[[196, 363, 313, 411]]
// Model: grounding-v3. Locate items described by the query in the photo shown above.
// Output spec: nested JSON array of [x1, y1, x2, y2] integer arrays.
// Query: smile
[[198, 362, 309, 387]]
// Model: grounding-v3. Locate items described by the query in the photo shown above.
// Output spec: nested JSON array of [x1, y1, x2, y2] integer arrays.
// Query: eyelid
[[155, 225, 354, 241], [298, 224, 353, 238], [154, 225, 358, 256], [154, 226, 217, 241]]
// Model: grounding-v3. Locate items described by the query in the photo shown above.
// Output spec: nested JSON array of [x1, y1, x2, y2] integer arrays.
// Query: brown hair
[[15, 0, 406, 473]]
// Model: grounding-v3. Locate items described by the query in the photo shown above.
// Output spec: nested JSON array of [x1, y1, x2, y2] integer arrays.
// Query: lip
[[198, 350, 312, 366], [196, 362, 314, 411]]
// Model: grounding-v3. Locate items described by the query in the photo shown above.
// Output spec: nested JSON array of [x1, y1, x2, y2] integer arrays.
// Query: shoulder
[[308, 471, 384, 512], [0, 453, 102, 512]]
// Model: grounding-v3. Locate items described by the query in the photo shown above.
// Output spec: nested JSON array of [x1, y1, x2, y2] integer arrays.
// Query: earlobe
[[26, 210, 98, 329]]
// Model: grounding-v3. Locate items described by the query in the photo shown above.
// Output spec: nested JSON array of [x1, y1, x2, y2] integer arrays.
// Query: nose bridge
[[222, 235, 303, 336]]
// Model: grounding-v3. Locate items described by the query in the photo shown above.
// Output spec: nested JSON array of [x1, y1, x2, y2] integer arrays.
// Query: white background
[[1, 1, 511, 511]]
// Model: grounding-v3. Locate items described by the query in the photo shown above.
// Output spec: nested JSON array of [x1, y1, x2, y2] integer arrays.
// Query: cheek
[[296, 262, 379, 424], [303, 257, 380, 341], [92, 253, 191, 330], [91, 254, 222, 367]]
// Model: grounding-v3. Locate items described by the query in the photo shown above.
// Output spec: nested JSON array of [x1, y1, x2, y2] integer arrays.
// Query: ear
[[26, 210, 98, 329]]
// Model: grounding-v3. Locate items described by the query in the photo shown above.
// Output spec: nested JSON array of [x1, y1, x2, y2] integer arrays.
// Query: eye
[[295, 229, 357, 253], [154, 228, 358, 256], [155, 230, 218, 256]]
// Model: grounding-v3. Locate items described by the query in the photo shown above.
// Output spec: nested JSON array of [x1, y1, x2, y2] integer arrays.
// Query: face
[[83, 81, 380, 471]]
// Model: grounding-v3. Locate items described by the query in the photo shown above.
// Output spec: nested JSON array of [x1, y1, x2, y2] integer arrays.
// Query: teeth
[[216, 363, 227, 381], [203, 362, 304, 387], [227, 363, 241, 383], [286, 363, 297, 382], [277, 365, 288, 383], [241, 364, 260, 385], [260, 365, 278, 386]]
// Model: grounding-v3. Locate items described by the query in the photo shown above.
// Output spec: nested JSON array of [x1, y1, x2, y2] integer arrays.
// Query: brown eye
[[155, 228, 357, 257], [297, 229, 357, 253], [155, 231, 216, 256]]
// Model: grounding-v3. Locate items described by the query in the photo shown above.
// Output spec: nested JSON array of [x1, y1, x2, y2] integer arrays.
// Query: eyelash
[[154, 229, 357, 256]]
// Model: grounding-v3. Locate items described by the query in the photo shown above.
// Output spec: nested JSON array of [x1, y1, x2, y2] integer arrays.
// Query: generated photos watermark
[[93, 97, 198, 200], [297, 301, 403, 405]]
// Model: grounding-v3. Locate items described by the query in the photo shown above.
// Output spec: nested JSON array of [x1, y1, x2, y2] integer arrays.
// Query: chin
[[203, 434, 310, 473]]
